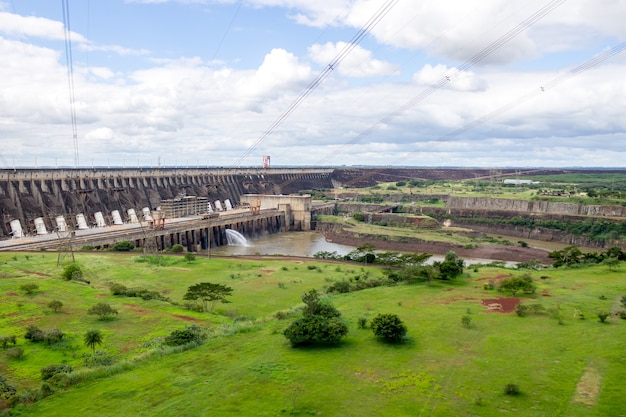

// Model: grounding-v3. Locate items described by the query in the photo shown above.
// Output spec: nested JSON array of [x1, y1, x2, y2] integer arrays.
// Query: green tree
[[20, 283, 39, 295], [602, 256, 620, 271], [434, 251, 464, 280], [370, 313, 407, 343], [61, 263, 83, 281], [87, 303, 118, 320], [499, 274, 536, 296], [283, 289, 348, 347], [48, 299, 63, 312], [83, 329, 103, 354], [183, 282, 233, 313]]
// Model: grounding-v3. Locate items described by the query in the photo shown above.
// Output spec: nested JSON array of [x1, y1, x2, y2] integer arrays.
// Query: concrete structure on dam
[[0, 168, 333, 239]]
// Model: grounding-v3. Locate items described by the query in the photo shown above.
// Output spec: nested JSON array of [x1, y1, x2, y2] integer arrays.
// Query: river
[[207, 231, 518, 266]]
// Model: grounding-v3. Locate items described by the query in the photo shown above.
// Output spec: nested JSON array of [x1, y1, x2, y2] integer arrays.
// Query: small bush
[[83, 351, 114, 368], [170, 244, 184, 253], [358, 317, 368, 329], [41, 364, 73, 381], [24, 326, 45, 342], [110, 283, 128, 296], [5, 346, 24, 360], [461, 315, 472, 328], [112, 240, 134, 251], [598, 310, 610, 323], [164, 325, 207, 347], [20, 283, 39, 295], [0, 335, 17, 349], [61, 263, 83, 281], [43, 328, 65, 345], [370, 313, 407, 343], [184, 252, 196, 262], [504, 383, 520, 396]]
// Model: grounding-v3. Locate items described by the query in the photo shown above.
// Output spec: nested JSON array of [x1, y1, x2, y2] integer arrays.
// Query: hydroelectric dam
[[0, 167, 343, 250]]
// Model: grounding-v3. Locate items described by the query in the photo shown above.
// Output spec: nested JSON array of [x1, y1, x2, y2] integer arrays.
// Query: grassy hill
[[1, 252, 625, 416]]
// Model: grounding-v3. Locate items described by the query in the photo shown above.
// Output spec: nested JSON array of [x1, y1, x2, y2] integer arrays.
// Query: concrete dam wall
[[0, 168, 333, 239]]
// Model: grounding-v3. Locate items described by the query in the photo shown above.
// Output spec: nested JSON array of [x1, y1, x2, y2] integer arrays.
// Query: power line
[[62, 0, 80, 167], [318, 0, 569, 165], [232, 0, 400, 167], [323, 41, 626, 188]]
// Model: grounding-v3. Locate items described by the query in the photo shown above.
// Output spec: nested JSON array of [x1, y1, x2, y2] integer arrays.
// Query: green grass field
[[1, 252, 625, 416]]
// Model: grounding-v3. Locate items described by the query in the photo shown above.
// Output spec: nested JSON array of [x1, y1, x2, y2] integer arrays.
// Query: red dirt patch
[[96, 293, 108, 298], [5, 292, 19, 296], [481, 297, 520, 313], [123, 303, 150, 314], [20, 270, 51, 277], [172, 314, 200, 323]]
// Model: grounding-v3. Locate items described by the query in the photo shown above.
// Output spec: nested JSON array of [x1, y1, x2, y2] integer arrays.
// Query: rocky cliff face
[[446, 196, 626, 217]]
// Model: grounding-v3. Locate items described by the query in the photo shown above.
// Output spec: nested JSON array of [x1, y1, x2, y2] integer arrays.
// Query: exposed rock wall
[[446, 196, 626, 217]]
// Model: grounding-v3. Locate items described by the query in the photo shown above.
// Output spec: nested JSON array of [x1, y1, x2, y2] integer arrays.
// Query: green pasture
[[1, 252, 625, 416]]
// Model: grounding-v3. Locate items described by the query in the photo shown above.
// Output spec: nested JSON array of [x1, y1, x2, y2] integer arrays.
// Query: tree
[[87, 303, 118, 320], [434, 251, 464, 280], [61, 263, 83, 281], [370, 313, 407, 343], [83, 329, 103, 354], [283, 289, 348, 347], [48, 299, 63, 312], [499, 274, 536, 296], [20, 283, 39, 295], [183, 282, 233, 313], [602, 256, 620, 271]]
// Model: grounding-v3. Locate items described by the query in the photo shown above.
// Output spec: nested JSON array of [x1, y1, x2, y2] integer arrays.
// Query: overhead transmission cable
[[232, 0, 400, 167], [325, 41, 626, 188], [317, 0, 569, 165], [274, 0, 569, 190], [62, 0, 80, 167]]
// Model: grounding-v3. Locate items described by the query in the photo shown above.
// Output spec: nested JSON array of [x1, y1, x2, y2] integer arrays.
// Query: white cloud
[[308, 41, 398, 77]]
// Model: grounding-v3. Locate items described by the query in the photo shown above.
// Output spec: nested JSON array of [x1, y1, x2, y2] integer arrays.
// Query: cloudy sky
[[1, 0, 625, 169]]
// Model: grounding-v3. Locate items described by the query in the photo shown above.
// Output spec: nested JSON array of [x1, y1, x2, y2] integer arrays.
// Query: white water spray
[[225, 229, 249, 246]]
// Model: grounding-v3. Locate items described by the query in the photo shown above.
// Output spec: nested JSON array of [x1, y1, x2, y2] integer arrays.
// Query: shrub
[[370, 313, 407, 343], [164, 325, 207, 347], [0, 374, 17, 400], [110, 283, 128, 296], [24, 326, 45, 342], [184, 252, 196, 262], [170, 244, 184, 253], [598, 310, 610, 323], [504, 383, 520, 396], [461, 315, 472, 328], [5, 347, 24, 360], [112, 240, 134, 251], [83, 351, 114, 368], [61, 263, 83, 281], [48, 299, 63, 312], [0, 335, 17, 349], [43, 328, 65, 345], [41, 364, 73, 381], [20, 283, 39, 295]]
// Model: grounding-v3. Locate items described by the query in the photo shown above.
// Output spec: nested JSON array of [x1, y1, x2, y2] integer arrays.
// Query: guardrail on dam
[[0, 168, 333, 239]]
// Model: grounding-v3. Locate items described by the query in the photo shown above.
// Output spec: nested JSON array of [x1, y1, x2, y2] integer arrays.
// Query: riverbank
[[322, 230, 553, 264]]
